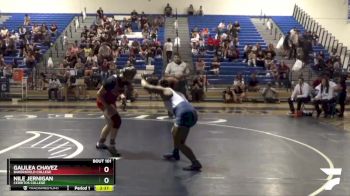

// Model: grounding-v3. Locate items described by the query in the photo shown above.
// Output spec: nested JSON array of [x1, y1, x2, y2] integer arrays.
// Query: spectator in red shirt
[[207, 35, 215, 51], [213, 38, 221, 49]]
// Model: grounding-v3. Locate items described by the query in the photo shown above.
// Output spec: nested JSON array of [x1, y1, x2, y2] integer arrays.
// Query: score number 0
[[103, 166, 110, 184]]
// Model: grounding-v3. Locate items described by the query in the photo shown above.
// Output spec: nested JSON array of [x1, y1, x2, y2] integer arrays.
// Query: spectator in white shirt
[[288, 77, 311, 114], [218, 21, 225, 31], [313, 77, 337, 117], [164, 53, 190, 98], [164, 38, 173, 63], [0, 27, 9, 38]]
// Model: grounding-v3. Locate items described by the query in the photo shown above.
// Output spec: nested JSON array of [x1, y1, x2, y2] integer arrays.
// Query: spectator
[[38, 72, 48, 90], [266, 43, 276, 58], [198, 5, 204, 16], [256, 50, 265, 68], [278, 61, 290, 88], [2, 64, 12, 79], [312, 32, 319, 46], [226, 46, 239, 62], [223, 87, 235, 103], [164, 38, 173, 63], [289, 28, 299, 59], [215, 47, 224, 62], [164, 3, 173, 17], [207, 35, 215, 51], [195, 58, 206, 74], [232, 74, 246, 103], [210, 56, 220, 75], [24, 14, 31, 26], [191, 43, 199, 56], [48, 74, 61, 101], [25, 52, 36, 69], [200, 28, 209, 38], [233, 21, 241, 32], [226, 22, 233, 32], [247, 49, 257, 67], [0, 55, 5, 67], [264, 53, 274, 70], [5, 36, 16, 56], [188, 4, 194, 16], [155, 47, 163, 59], [261, 83, 279, 103], [198, 39, 206, 56], [191, 75, 204, 102], [313, 76, 337, 117], [247, 73, 259, 92], [242, 45, 251, 63], [337, 75, 347, 118], [50, 23, 58, 37], [0, 27, 9, 38], [164, 53, 190, 98], [12, 58, 19, 69], [97, 7, 104, 19], [75, 58, 85, 77], [283, 32, 291, 57], [18, 25, 26, 39], [314, 51, 326, 70], [288, 77, 311, 115], [86, 52, 98, 66], [192, 26, 199, 33], [268, 63, 279, 82], [218, 21, 225, 32], [131, 10, 139, 22]]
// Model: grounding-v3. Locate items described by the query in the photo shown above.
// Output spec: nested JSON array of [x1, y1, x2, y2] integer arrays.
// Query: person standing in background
[[24, 14, 31, 26], [164, 38, 173, 63]]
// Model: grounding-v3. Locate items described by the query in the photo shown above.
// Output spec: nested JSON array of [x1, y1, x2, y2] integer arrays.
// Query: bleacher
[[0, 13, 75, 68], [188, 15, 274, 85], [271, 16, 330, 59], [114, 17, 165, 77]]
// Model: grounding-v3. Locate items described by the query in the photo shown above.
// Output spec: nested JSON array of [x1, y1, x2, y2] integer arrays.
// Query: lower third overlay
[[7, 158, 115, 192]]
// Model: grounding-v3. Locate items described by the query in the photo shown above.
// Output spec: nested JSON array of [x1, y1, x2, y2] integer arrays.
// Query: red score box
[[12, 166, 114, 175]]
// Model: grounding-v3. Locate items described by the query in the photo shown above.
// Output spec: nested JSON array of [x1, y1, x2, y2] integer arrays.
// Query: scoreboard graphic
[[7, 158, 115, 191]]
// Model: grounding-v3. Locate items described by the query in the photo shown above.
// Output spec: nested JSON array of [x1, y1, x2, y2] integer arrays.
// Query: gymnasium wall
[[296, 0, 350, 48], [1, 0, 349, 48], [0, 0, 295, 16]]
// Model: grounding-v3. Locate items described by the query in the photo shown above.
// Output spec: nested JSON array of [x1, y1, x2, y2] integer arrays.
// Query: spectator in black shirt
[[97, 7, 104, 19], [131, 10, 138, 22], [247, 73, 259, 92], [198, 6, 203, 16], [164, 3, 173, 17], [188, 4, 194, 16], [223, 87, 234, 103], [191, 75, 204, 102]]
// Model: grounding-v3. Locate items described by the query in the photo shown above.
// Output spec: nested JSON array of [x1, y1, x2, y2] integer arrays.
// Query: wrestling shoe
[[163, 152, 180, 161], [108, 146, 121, 157], [183, 160, 202, 171], [96, 142, 108, 149]]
